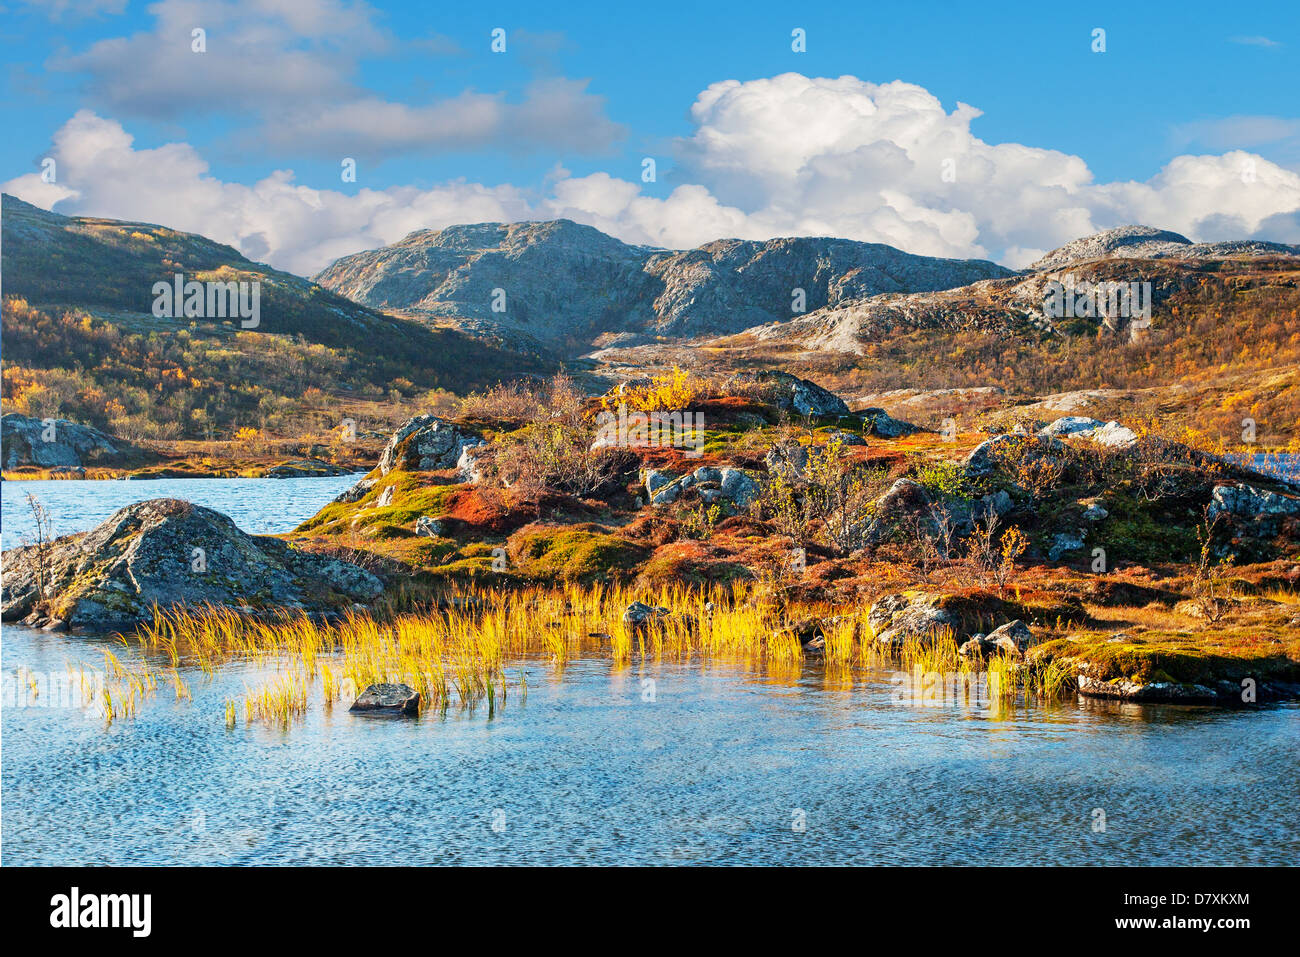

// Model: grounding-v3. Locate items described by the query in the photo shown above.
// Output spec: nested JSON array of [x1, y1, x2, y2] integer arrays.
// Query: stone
[[332, 477, 377, 504], [349, 682, 420, 716], [868, 593, 958, 647], [1082, 503, 1109, 521], [377, 414, 484, 476], [859, 408, 921, 439], [0, 499, 384, 634], [1208, 483, 1300, 521], [985, 619, 1036, 655], [1, 413, 145, 469], [376, 485, 395, 507], [623, 601, 671, 631], [415, 516, 443, 537], [1048, 531, 1086, 561]]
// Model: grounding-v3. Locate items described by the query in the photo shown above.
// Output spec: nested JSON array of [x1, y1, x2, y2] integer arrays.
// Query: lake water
[[1, 473, 1298, 865], [0, 474, 359, 550]]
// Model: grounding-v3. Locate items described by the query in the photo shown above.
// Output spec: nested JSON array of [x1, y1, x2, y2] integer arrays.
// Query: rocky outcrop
[[1, 413, 145, 469], [377, 414, 485, 475], [868, 593, 958, 647], [959, 620, 1037, 657], [623, 601, 671, 633], [645, 465, 759, 508], [1029, 225, 1300, 271], [1, 499, 383, 634], [1037, 416, 1138, 448], [965, 433, 1064, 476]]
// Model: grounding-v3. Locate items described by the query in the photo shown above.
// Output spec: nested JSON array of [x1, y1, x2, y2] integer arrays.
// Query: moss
[[509, 525, 647, 581], [1034, 630, 1300, 686]]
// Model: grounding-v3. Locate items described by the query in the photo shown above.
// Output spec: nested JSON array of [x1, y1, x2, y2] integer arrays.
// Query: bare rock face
[[314, 220, 1013, 350], [0, 499, 383, 634], [1, 413, 145, 469], [1030, 225, 1300, 271], [377, 414, 485, 476]]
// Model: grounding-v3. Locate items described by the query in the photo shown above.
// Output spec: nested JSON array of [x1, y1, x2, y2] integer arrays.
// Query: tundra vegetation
[[14, 368, 1297, 726]]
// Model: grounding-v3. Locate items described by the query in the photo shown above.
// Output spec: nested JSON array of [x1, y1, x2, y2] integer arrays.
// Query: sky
[[2, 0, 1299, 275]]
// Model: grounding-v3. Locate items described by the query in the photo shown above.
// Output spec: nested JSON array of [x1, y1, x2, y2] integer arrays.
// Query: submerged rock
[[349, 682, 420, 716], [0, 498, 384, 634]]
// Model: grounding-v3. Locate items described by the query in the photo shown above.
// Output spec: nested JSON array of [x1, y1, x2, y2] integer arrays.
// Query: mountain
[[313, 219, 1015, 352], [0, 194, 549, 443], [1029, 224, 1300, 271]]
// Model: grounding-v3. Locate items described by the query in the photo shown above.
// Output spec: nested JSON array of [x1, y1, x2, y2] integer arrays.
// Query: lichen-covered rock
[[868, 593, 958, 647], [377, 414, 484, 475], [414, 516, 443, 537], [1, 413, 145, 469], [0, 499, 383, 634], [863, 478, 931, 545], [1208, 483, 1300, 521], [965, 433, 1064, 476], [332, 477, 376, 504], [1037, 416, 1137, 448], [349, 682, 420, 716], [765, 442, 810, 481], [1049, 531, 1086, 561]]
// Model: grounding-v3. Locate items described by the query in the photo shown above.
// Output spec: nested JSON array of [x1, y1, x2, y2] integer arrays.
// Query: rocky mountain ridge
[[313, 219, 1015, 351]]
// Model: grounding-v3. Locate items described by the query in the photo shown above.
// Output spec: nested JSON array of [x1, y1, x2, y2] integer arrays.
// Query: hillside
[[1, 195, 549, 444], [313, 219, 1014, 353]]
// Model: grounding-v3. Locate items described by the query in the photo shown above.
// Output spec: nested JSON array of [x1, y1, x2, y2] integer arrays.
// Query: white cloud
[[7, 74, 1300, 276], [48, 0, 622, 157]]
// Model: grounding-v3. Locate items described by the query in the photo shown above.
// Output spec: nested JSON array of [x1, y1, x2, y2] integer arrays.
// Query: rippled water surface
[[3, 624, 1297, 865], [2, 475, 1298, 865]]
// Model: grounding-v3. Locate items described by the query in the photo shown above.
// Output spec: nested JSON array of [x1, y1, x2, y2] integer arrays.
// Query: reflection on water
[[3, 624, 1296, 865], [0, 475, 359, 550]]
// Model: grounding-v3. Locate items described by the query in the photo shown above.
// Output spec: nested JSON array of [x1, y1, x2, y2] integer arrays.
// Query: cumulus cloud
[[48, 0, 623, 157], [7, 74, 1300, 276]]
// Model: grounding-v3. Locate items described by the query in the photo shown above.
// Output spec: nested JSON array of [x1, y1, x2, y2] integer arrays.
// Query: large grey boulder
[[1037, 416, 1137, 448], [0, 499, 383, 634], [1208, 483, 1300, 521], [1, 413, 144, 469], [377, 414, 484, 475], [868, 593, 959, 647]]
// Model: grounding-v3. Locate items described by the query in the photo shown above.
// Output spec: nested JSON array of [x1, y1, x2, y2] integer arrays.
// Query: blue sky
[[3, 0, 1298, 272]]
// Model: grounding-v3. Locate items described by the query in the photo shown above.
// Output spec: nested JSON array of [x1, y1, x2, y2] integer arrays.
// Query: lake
[[0, 474, 360, 550], [2, 473, 1298, 865]]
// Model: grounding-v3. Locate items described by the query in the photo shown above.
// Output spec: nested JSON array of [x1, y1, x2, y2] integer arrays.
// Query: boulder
[[863, 478, 931, 545], [1, 413, 145, 469], [868, 593, 958, 647], [1082, 502, 1109, 521], [741, 371, 851, 417], [377, 414, 484, 475], [965, 433, 1064, 476], [375, 485, 396, 507], [0, 499, 384, 634], [859, 408, 921, 439], [827, 430, 866, 447], [986, 619, 1036, 655], [1208, 483, 1300, 522], [623, 601, 671, 632], [717, 468, 759, 509], [349, 682, 420, 716], [764, 442, 810, 481], [332, 477, 377, 504], [1048, 531, 1086, 561], [1037, 416, 1138, 448], [978, 489, 1015, 518], [414, 516, 443, 537]]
